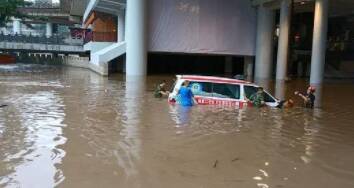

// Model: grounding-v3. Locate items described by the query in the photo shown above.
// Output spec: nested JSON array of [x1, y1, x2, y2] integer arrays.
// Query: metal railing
[[27, 1, 60, 8], [0, 32, 84, 46]]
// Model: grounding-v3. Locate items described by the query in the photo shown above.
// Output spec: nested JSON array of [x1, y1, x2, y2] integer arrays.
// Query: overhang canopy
[[69, 0, 90, 16], [83, 0, 126, 23]]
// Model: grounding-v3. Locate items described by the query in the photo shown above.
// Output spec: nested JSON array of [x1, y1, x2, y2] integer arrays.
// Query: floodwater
[[0, 64, 354, 188]]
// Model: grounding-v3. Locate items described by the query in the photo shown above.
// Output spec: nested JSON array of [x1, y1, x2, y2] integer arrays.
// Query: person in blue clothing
[[178, 80, 197, 106]]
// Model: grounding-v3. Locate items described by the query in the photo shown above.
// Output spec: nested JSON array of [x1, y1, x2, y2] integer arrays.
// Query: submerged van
[[168, 75, 279, 108]]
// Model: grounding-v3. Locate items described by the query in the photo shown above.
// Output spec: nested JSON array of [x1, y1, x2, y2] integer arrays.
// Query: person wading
[[295, 86, 316, 109], [178, 80, 197, 106], [154, 80, 170, 98]]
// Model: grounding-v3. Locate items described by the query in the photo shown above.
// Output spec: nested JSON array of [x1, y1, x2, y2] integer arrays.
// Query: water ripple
[[0, 89, 66, 187]]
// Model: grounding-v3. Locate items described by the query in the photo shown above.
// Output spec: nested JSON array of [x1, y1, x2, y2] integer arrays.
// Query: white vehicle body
[[168, 75, 279, 107]]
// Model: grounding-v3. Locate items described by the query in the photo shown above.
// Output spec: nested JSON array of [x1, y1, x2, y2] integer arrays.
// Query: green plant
[[0, 0, 32, 27]]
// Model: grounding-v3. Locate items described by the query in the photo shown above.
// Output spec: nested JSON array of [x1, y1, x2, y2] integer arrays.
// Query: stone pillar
[[244, 56, 254, 81], [255, 5, 275, 81], [224, 56, 233, 75], [12, 19, 21, 35], [310, 0, 329, 85], [275, 81, 286, 100], [126, 0, 147, 76], [276, 0, 292, 81], [46, 23, 53, 37], [118, 10, 125, 42]]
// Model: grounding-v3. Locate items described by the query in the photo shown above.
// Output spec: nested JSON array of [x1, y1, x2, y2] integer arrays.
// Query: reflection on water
[[0, 65, 354, 188], [169, 105, 192, 126], [117, 76, 145, 177], [0, 85, 66, 187]]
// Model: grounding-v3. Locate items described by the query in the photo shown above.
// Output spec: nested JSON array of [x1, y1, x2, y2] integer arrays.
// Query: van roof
[[178, 75, 251, 84]]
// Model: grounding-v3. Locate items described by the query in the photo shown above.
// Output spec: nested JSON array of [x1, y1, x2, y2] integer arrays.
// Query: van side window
[[212, 83, 240, 99], [189, 82, 212, 97], [244, 86, 258, 99], [244, 86, 275, 102]]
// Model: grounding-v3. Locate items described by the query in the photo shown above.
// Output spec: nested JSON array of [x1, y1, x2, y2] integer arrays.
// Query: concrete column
[[12, 19, 21, 34], [224, 56, 233, 75], [255, 5, 275, 81], [275, 81, 286, 100], [276, 0, 292, 81], [126, 0, 147, 76], [46, 23, 53, 37], [244, 56, 254, 81], [310, 0, 329, 85], [118, 10, 125, 42]]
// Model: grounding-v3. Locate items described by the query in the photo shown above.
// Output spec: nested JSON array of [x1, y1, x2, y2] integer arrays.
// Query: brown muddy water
[[0, 64, 354, 188]]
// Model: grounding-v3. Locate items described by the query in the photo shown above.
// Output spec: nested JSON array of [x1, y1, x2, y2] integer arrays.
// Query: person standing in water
[[178, 81, 196, 106], [154, 80, 170, 98], [295, 86, 316, 109], [247, 87, 266, 108]]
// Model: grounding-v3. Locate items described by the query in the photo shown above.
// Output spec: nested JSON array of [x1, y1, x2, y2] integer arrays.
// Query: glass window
[[264, 92, 275, 103], [212, 83, 240, 99], [188, 82, 213, 97], [244, 85, 258, 99]]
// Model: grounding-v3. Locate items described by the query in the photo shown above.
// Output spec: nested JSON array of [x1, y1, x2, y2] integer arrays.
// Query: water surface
[[0, 65, 354, 188]]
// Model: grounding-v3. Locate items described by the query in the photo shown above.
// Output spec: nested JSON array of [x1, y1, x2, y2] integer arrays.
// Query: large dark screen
[[148, 0, 257, 56]]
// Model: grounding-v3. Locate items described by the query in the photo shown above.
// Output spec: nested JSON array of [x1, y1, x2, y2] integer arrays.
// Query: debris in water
[[213, 160, 218, 168], [259, 169, 269, 177], [231, 157, 240, 162], [253, 176, 263, 181], [257, 183, 269, 188], [0, 104, 8, 108]]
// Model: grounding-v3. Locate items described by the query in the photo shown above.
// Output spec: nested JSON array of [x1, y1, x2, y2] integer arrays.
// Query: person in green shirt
[[154, 80, 170, 98], [247, 87, 266, 107]]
